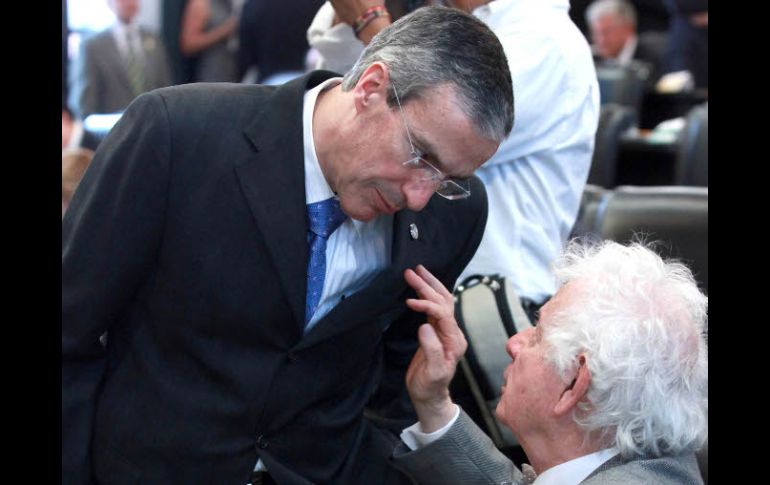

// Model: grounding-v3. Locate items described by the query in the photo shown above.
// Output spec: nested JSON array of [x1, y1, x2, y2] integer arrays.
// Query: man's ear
[[353, 62, 390, 113], [553, 354, 590, 417]]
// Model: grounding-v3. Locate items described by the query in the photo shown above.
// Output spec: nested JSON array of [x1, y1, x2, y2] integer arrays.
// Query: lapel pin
[[409, 223, 419, 240]]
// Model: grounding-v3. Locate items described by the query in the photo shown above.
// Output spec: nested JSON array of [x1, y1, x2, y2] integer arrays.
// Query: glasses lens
[[436, 179, 471, 200], [404, 157, 441, 183]]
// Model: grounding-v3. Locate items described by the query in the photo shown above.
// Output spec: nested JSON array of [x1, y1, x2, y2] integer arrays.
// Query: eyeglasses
[[392, 84, 471, 200]]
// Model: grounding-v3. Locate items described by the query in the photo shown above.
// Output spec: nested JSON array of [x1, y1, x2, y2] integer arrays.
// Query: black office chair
[[588, 104, 638, 188], [570, 184, 611, 238], [597, 185, 708, 294], [675, 103, 708, 187], [636, 31, 669, 85], [595, 60, 651, 114], [451, 275, 534, 465]]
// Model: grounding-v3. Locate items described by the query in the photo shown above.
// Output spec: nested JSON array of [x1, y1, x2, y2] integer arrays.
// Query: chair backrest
[[570, 184, 611, 238], [636, 30, 669, 83], [596, 60, 650, 114], [588, 104, 638, 188], [696, 440, 708, 484], [598, 185, 708, 294], [675, 103, 708, 186], [453, 275, 534, 450]]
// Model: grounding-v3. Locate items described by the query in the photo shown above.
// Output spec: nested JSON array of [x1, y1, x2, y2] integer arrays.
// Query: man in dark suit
[[586, 0, 667, 84], [62, 7, 513, 485], [392, 240, 707, 484]]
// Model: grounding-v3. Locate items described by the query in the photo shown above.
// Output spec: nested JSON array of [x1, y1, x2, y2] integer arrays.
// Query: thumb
[[418, 323, 445, 367]]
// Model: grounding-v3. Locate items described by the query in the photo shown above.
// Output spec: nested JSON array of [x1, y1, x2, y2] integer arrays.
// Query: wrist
[[355, 15, 390, 44], [413, 395, 456, 434], [352, 5, 391, 42]]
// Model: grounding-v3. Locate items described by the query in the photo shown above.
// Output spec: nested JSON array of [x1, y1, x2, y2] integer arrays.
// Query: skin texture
[[313, 62, 498, 222], [405, 274, 599, 473], [590, 14, 634, 59], [108, 0, 139, 24]]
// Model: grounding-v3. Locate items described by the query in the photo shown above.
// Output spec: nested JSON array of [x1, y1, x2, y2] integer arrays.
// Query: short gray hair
[[545, 240, 707, 457], [341, 6, 513, 143], [586, 0, 637, 28]]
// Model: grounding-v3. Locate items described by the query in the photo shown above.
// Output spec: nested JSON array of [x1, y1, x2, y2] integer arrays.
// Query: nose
[[402, 180, 437, 211], [505, 327, 533, 358]]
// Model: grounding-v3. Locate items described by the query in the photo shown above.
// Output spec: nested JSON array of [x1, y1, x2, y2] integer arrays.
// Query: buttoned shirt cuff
[[399, 404, 460, 450]]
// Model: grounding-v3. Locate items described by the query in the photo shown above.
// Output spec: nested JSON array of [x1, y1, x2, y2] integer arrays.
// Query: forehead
[[537, 281, 581, 330], [401, 85, 499, 178]]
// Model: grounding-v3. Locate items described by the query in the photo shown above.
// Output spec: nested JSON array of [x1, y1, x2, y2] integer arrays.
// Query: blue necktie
[[305, 197, 347, 326]]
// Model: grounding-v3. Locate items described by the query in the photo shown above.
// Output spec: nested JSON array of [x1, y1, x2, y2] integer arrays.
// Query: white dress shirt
[[616, 34, 639, 66], [111, 21, 145, 62], [534, 447, 617, 485], [307, 0, 600, 302], [399, 404, 461, 450], [253, 76, 392, 476], [301, 77, 393, 332]]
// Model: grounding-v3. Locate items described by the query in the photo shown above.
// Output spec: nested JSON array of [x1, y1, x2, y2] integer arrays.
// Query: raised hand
[[403, 265, 467, 432]]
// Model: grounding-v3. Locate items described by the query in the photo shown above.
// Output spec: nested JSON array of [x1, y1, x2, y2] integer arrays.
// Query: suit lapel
[[297, 204, 442, 349], [102, 32, 133, 95], [235, 71, 338, 332], [582, 453, 623, 482]]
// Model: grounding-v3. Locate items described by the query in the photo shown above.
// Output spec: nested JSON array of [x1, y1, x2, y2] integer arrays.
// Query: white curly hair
[[543, 239, 708, 458]]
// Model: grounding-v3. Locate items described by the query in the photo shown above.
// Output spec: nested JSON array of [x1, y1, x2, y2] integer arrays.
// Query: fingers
[[404, 265, 452, 303], [418, 323, 444, 365], [405, 298, 448, 320], [418, 323, 464, 383], [415, 264, 453, 299]]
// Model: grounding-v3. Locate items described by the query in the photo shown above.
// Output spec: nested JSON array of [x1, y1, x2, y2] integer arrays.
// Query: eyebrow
[[414, 134, 474, 180]]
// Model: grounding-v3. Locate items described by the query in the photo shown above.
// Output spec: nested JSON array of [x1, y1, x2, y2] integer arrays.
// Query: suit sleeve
[[62, 91, 172, 484], [366, 178, 489, 432], [391, 407, 522, 484]]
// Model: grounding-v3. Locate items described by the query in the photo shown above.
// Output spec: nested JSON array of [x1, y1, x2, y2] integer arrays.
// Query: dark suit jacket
[[237, 0, 325, 83], [392, 409, 704, 484], [62, 71, 488, 485], [635, 31, 669, 85]]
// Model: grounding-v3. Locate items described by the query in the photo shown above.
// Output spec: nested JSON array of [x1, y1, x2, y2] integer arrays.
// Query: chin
[[339, 197, 378, 222]]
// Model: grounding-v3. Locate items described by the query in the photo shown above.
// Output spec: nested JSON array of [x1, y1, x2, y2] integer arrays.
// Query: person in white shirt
[[392, 240, 708, 484], [308, 0, 600, 318]]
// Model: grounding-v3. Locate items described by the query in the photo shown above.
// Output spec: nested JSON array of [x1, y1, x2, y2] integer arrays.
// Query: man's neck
[[312, 84, 349, 194], [520, 427, 604, 474]]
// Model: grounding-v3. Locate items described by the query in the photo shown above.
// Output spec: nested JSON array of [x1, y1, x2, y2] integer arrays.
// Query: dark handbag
[[453, 274, 534, 449]]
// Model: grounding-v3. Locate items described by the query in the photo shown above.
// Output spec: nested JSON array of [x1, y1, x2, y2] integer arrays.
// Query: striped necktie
[[125, 29, 145, 96]]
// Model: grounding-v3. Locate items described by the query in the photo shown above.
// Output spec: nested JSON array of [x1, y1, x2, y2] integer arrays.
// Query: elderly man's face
[[495, 285, 578, 434], [590, 14, 634, 59], [334, 84, 498, 222]]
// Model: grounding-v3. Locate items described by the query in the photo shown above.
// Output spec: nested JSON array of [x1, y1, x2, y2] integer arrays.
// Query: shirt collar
[[617, 34, 638, 65], [534, 448, 618, 485], [111, 20, 140, 55], [303, 77, 343, 205]]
